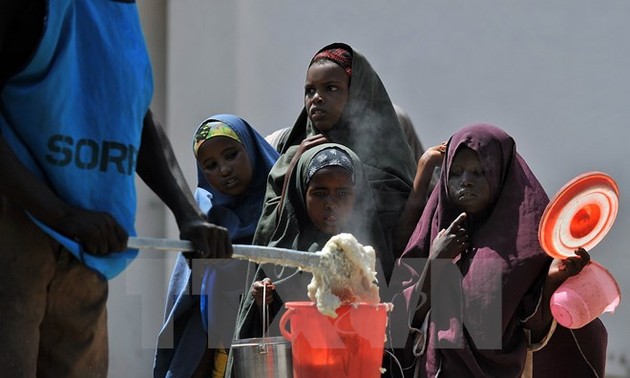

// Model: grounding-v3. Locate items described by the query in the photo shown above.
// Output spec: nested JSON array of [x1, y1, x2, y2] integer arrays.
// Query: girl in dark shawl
[[267, 143, 381, 251], [232, 143, 382, 343], [255, 42, 417, 280], [153, 114, 279, 378], [397, 124, 599, 378]]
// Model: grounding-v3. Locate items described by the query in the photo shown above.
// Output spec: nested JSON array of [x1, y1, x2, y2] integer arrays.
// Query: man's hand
[[180, 217, 232, 259], [52, 206, 128, 256]]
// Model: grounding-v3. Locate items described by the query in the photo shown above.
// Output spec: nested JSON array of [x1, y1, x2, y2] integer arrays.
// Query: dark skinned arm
[[525, 248, 591, 342], [393, 142, 447, 257], [407, 213, 469, 328]]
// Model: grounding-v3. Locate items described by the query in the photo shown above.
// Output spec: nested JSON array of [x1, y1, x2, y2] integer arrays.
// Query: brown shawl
[[402, 124, 551, 377]]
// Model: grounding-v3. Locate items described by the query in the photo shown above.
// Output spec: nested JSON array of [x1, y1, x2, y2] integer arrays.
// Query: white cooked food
[[307, 233, 380, 318]]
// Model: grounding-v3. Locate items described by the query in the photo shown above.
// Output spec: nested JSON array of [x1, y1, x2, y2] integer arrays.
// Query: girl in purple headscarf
[[395, 124, 604, 378]]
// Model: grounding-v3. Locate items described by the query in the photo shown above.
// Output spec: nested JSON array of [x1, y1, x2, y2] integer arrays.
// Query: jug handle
[[279, 308, 294, 340]]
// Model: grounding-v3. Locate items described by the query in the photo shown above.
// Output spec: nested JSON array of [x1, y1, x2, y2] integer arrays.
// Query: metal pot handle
[[262, 283, 269, 344]]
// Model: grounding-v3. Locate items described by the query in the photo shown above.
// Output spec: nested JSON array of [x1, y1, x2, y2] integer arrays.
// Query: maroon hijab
[[402, 124, 551, 377]]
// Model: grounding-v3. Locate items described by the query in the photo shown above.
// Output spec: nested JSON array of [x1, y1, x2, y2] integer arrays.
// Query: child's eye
[[474, 170, 484, 176], [225, 151, 238, 160], [305, 87, 315, 97], [204, 162, 217, 171], [327, 85, 338, 92]]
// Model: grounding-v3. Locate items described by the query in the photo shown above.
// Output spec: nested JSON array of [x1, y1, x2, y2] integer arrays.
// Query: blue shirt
[[0, 0, 153, 279]]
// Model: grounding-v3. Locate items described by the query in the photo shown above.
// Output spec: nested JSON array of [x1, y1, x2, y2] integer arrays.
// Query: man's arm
[[136, 110, 232, 258]]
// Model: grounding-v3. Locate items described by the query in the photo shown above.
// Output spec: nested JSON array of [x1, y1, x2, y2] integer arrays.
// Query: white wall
[[107, 1, 630, 376]]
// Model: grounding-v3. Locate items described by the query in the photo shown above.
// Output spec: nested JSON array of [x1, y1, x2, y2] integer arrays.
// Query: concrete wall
[[107, 1, 630, 376]]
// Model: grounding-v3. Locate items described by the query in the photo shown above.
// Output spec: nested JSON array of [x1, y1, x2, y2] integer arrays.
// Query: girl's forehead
[[309, 166, 355, 183], [452, 146, 479, 163], [197, 136, 244, 158], [455, 145, 479, 159], [316, 165, 353, 176], [306, 60, 348, 79]]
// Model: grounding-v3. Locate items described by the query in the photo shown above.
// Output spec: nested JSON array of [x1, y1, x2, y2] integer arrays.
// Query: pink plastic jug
[[550, 260, 621, 329], [280, 301, 390, 378]]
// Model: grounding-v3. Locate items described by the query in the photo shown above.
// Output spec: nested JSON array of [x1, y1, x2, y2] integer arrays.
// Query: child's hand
[[280, 134, 329, 213], [296, 134, 328, 159], [412, 142, 446, 190], [429, 212, 469, 260], [251, 278, 275, 307], [548, 247, 591, 282], [418, 141, 447, 169]]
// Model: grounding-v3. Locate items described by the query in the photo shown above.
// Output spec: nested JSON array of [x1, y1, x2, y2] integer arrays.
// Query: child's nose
[[220, 164, 231, 176], [324, 198, 337, 209], [460, 172, 474, 186]]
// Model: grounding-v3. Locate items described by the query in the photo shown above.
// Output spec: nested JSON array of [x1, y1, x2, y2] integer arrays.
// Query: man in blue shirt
[[0, 1, 232, 376]]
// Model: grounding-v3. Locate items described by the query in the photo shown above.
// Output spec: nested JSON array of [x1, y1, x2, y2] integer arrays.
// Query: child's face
[[305, 166, 355, 235], [197, 136, 253, 196], [304, 60, 350, 132], [447, 147, 492, 215]]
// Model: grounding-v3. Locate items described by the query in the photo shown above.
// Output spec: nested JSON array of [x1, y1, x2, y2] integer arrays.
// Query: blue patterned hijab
[[193, 114, 279, 243]]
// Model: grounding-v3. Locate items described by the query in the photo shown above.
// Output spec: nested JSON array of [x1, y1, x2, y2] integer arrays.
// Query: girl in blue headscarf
[[153, 114, 279, 378]]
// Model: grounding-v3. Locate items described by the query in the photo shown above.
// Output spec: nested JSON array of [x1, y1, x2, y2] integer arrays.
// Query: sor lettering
[[45, 134, 138, 175]]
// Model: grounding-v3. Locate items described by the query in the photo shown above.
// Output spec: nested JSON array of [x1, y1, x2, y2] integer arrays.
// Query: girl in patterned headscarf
[[271, 143, 364, 250], [154, 114, 279, 378], [233, 143, 384, 343]]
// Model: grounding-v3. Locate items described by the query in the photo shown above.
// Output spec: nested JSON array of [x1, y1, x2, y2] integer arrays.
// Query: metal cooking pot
[[231, 336, 292, 378], [231, 280, 293, 377]]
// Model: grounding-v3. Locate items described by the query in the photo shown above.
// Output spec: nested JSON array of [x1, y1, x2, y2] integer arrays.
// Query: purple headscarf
[[402, 124, 551, 377]]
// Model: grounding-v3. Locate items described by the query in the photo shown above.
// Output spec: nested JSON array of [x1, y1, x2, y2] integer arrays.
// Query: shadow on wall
[[607, 352, 630, 378]]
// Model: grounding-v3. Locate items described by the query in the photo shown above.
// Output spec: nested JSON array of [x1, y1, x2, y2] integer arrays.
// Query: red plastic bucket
[[280, 301, 390, 378]]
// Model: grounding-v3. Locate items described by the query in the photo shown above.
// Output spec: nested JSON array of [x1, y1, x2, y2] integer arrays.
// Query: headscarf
[[271, 143, 380, 252], [305, 146, 355, 186], [311, 46, 353, 77], [401, 124, 551, 377], [193, 121, 241, 157], [194, 114, 280, 243], [256, 42, 416, 279]]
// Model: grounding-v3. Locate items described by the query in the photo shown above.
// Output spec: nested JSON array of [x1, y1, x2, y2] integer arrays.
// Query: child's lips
[[457, 190, 476, 200], [224, 177, 239, 189], [310, 107, 326, 119]]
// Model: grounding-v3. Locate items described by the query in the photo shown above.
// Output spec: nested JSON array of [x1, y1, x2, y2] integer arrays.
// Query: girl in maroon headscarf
[[396, 124, 605, 377]]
